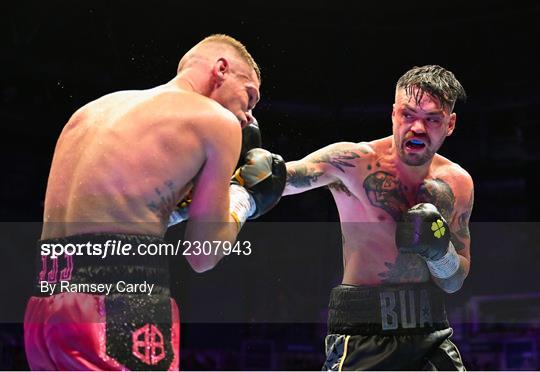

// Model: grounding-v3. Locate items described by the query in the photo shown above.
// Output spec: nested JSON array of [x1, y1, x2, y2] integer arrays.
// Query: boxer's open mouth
[[405, 138, 426, 150]]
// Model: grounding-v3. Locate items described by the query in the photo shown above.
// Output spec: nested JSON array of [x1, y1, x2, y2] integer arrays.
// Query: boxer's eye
[[402, 113, 414, 120], [250, 98, 259, 112], [246, 87, 259, 111], [426, 117, 442, 126]]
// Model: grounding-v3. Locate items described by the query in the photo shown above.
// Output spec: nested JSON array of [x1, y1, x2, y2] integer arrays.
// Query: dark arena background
[[1, 1, 540, 370]]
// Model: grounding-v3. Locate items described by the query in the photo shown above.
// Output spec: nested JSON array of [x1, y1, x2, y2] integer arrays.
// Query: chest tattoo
[[363, 171, 408, 221], [363, 172, 457, 222]]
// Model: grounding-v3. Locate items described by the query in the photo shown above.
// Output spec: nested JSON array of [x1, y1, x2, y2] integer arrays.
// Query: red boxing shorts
[[24, 233, 180, 371]]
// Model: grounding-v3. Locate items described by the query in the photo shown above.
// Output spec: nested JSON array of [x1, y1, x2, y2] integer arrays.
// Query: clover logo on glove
[[431, 219, 446, 239]]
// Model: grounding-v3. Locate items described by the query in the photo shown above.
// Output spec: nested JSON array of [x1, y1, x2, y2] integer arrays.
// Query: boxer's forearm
[[432, 255, 469, 293], [284, 142, 363, 196], [283, 161, 332, 195], [183, 218, 238, 273], [185, 249, 226, 274]]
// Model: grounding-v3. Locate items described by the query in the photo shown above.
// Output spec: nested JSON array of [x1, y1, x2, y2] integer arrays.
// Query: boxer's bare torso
[[43, 85, 241, 239], [285, 136, 473, 286]]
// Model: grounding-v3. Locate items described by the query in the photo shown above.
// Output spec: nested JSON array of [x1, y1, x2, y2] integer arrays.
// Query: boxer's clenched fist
[[231, 148, 286, 220]]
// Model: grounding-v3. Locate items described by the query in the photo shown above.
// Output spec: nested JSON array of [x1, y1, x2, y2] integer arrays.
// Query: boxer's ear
[[446, 113, 456, 137], [212, 58, 229, 83]]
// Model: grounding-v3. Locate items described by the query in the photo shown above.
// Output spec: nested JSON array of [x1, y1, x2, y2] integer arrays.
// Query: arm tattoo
[[286, 165, 323, 188], [328, 181, 353, 197], [312, 150, 360, 172], [461, 190, 474, 228], [416, 179, 455, 221], [451, 190, 474, 251], [455, 212, 471, 241], [450, 232, 466, 251], [363, 171, 408, 221], [417, 178, 472, 251]]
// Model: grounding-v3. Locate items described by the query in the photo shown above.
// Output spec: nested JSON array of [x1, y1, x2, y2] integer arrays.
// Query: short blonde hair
[[178, 34, 261, 82]]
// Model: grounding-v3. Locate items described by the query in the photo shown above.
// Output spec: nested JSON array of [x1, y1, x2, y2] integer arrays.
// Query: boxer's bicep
[[449, 185, 474, 262], [284, 142, 362, 195], [433, 200, 472, 292], [431, 186, 473, 292]]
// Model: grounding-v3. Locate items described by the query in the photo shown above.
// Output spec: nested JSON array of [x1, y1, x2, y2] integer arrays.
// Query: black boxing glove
[[229, 148, 286, 224], [396, 203, 450, 260], [237, 118, 262, 169], [396, 203, 460, 278]]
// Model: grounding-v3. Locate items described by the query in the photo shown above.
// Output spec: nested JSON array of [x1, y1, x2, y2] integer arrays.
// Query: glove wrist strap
[[229, 184, 256, 229], [168, 208, 189, 227], [426, 243, 460, 279]]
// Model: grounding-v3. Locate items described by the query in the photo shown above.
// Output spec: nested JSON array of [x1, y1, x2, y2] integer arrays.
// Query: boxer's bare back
[[43, 86, 241, 239]]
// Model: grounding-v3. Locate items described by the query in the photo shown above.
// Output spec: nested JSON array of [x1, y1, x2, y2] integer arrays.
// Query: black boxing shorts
[[322, 282, 465, 371], [24, 233, 180, 371]]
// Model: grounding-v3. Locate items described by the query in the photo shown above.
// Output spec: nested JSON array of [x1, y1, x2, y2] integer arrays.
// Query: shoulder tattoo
[[416, 178, 455, 221]]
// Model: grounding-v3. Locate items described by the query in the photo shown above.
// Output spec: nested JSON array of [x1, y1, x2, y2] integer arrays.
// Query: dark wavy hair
[[396, 65, 466, 111]]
